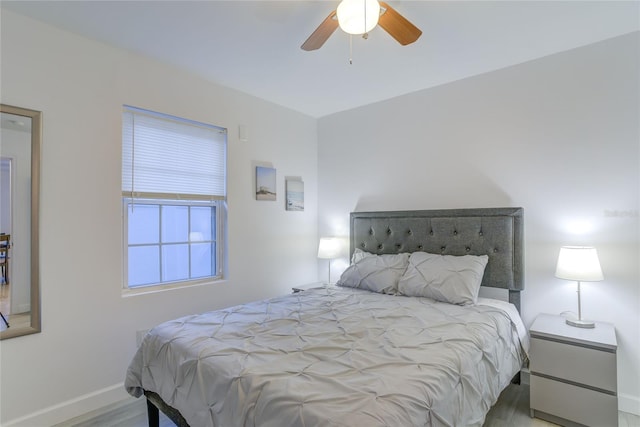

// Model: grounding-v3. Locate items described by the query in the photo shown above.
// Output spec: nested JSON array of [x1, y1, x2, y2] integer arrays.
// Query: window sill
[[121, 277, 226, 298]]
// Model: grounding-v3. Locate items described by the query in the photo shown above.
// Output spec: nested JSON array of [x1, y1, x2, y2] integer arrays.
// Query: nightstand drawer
[[530, 337, 616, 392], [531, 375, 618, 427]]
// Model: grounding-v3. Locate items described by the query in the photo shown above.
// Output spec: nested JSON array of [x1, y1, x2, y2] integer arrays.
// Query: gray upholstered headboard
[[350, 207, 524, 312]]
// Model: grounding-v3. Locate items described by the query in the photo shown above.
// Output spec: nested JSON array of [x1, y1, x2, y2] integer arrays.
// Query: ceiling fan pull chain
[[349, 34, 353, 65]]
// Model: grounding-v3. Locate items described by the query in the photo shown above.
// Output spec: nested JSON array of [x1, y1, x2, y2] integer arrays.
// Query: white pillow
[[398, 252, 488, 305], [337, 250, 409, 294], [351, 248, 374, 263]]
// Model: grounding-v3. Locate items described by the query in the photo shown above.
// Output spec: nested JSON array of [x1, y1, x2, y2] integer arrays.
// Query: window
[[122, 106, 226, 289]]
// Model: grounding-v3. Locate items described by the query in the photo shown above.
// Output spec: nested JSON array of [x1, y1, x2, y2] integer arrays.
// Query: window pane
[[162, 205, 188, 243], [128, 204, 159, 245], [212, 206, 216, 240], [190, 206, 213, 241], [162, 244, 189, 282], [191, 243, 214, 278], [129, 246, 160, 287]]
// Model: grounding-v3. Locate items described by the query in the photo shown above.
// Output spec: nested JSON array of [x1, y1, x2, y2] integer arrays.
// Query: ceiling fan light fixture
[[336, 0, 380, 35]]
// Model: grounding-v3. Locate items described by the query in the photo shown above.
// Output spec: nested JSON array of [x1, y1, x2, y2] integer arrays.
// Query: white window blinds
[[122, 106, 227, 200]]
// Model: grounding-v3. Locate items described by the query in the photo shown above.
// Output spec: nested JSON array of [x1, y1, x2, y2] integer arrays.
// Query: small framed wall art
[[286, 179, 304, 211], [256, 166, 276, 201]]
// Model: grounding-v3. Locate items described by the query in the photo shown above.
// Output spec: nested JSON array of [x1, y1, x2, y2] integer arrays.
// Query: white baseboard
[[3, 383, 130, 427], [15, 303, 30, 313], [619, 392, 640, 416]]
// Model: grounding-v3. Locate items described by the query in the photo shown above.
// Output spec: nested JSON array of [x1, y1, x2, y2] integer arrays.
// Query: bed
[[125, 207, 527, 427]]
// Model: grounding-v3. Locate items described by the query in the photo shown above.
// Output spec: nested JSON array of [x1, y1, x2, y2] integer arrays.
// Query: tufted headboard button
[[466, 247, 471, 252], [453, 230, 458, 236]]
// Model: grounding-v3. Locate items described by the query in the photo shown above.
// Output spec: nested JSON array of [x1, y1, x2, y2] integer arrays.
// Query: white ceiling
[[3, 1, 639, 118]]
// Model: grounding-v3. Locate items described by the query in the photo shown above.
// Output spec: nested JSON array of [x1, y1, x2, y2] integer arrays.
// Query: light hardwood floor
[[0, 283, 30, 331], [55, 383, 640, 427]]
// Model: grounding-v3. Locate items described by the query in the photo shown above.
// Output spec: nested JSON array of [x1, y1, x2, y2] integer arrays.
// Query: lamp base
[[566, 318, 595, 329]]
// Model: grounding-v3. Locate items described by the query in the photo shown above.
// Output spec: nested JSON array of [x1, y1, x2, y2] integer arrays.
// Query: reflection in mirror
[[0, 104, 40, 339]]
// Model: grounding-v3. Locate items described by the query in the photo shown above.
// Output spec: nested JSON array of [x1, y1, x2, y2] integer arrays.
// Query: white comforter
[[125, 286, 527, 427]]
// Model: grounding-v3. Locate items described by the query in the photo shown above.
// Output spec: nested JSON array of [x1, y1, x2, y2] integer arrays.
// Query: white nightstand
[[292, 282, 327, 293], [529, 313, 618, 427]]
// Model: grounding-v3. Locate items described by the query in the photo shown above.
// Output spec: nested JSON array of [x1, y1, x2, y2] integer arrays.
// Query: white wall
[[0, 159, 10, 234], [0, 10, 318, 425], [0, 129, 31, 313], [318, 32, 639, 414]]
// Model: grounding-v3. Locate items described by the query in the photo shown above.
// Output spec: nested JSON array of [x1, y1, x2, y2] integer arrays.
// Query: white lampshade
[[555, 246, 604, 282], [337, 0, 380, 35], [318, 237, 341, 259]]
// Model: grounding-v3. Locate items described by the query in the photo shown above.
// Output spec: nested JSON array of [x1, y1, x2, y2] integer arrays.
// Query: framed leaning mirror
[[0, 104, 41, 339]]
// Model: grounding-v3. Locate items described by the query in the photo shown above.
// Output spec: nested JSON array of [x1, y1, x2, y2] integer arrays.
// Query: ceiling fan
[[301, 0, 422, 51]]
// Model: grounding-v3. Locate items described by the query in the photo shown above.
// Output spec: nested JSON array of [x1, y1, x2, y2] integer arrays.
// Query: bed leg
[[146, 397, 160, 427], [511, 371, 521, 385]]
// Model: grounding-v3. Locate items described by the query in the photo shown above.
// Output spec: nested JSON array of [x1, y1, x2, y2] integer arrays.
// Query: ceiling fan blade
[[301, 10, 339, 51], [378, 1, 422, 46]]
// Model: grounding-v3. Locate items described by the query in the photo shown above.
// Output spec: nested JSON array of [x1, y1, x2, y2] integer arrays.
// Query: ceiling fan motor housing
[[337, 0, 380, 35]]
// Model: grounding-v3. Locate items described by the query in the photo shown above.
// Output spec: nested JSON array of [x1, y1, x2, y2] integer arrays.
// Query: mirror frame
[[0, 104, 41, 339]]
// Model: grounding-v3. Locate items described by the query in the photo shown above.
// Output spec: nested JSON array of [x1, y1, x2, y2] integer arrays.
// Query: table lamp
[[318, 237, 341, 284], [555, 246, 604, 328]]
